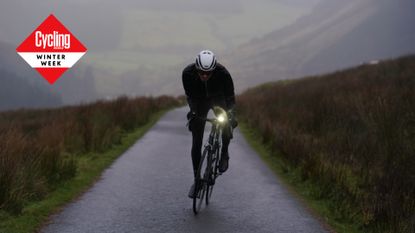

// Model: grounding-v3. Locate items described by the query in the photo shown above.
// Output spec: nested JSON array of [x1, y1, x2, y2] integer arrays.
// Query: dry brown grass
[[237, 55, 415, 233], [0, 95, 181, 215]]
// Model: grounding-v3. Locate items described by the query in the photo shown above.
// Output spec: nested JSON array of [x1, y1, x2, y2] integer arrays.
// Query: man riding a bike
[[182, 50, 237, 198]]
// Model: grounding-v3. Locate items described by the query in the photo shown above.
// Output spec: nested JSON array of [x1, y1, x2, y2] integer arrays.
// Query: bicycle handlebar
[[186, 115, 221, 127], [186, 106, 230, 128]]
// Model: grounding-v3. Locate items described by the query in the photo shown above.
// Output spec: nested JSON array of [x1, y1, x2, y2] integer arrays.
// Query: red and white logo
[[16, 14, 87, 84]]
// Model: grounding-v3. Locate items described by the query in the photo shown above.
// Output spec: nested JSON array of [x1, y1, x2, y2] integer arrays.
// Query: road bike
[[188, 107, 229, 215]]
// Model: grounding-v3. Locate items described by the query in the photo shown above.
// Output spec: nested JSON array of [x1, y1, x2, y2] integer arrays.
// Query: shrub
[[0, 95, 181, 214], [238, 55, 415, 233]]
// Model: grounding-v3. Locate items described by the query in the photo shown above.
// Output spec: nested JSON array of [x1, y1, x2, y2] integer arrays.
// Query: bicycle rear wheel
[[193, 149, 208, 214]]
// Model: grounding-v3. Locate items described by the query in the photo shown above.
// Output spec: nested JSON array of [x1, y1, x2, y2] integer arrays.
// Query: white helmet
[[195, 50, 217, 72]]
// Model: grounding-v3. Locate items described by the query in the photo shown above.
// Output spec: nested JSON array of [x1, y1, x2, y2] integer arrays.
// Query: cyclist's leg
[[222, 124, 232, 155], [191, 118, 205, 178], [214, 99, 232, 173], [222, 126, 231, 154], [218, 127, 231, 173], [190, 104, 210, 178]]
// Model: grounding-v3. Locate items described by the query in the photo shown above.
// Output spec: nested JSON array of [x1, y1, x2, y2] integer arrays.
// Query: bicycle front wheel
[[206, 147, 220, 205], [193, 149, 208, 214]]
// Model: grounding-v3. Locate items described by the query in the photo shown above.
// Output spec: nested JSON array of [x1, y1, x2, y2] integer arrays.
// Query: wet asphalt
[[41, 107, 331, 233]]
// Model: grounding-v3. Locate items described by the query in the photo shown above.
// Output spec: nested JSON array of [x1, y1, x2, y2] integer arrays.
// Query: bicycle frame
[[204, 118, 223, 157], [189, 107, 228, 214]]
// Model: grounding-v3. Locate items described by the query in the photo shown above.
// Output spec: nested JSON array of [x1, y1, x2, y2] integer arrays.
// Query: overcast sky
[[0, 0, 321, 99], [1, 0, 320, 69]]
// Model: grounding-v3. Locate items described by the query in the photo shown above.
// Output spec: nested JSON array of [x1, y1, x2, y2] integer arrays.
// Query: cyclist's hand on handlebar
[[187, 111, 196, 120], [227, 109, 238, 129], [227, 109, 235, 118], [186, 111, 196, 131]]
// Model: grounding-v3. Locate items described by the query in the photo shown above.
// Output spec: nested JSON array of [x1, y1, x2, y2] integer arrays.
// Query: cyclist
[[182, 50, 237, 198]]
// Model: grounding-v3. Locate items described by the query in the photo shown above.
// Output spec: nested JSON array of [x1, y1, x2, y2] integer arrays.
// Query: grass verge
[[0, 109, 169, 233], [239, 120, 363, 233]]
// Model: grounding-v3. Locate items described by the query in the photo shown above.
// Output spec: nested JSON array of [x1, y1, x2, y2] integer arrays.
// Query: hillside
[[0, 41, 98, 110], [237, 55, 415, 233], [226, 0, 415, 91], [0, 69, 61, 111], [0, 41, 62, 110]]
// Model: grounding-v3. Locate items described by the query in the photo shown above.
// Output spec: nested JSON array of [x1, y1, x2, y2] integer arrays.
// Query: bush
[[238, 55, 415, 233], [0, 96, 181, 214]]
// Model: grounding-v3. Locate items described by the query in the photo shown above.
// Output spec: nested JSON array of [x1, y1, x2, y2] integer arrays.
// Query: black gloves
[[187, 111, 196, 131], [227, 109, 238, 129], [187, 111, 196, 120]]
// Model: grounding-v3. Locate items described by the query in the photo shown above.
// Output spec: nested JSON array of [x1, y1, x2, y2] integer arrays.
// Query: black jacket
[[182, 63, 235, 112]]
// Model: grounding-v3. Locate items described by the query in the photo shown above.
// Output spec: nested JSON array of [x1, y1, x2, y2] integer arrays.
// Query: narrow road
[[41, 107, 330, 233]]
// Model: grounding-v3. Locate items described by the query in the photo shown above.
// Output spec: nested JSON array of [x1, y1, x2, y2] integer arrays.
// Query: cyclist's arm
[[182, 67, 197, 113], [221, 67, 235, 110], [220, 66, 237, 128]]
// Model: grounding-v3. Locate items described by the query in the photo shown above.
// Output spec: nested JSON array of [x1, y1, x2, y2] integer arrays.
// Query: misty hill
[[0, 41, 61, 111], [226, 0, 415, 91], [0, 41, 98, 111], [0, 68, 61, 111]]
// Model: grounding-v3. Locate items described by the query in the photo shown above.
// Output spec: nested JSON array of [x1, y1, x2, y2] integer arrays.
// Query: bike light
[[217, 114, 226, 123]]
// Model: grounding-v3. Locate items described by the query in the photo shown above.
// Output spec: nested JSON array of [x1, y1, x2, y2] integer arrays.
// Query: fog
[[1, 0, 318, 64], [4, 0, 414, 109], [0, 0, 320, 104]]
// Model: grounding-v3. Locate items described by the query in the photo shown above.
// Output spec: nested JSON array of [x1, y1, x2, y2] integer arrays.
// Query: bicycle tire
[[206, 147, 219, 205], [193, 148, 208, 214], [205, 156, 213, 205]]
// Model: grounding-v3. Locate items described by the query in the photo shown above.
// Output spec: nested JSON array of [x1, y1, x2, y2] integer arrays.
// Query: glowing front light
[[217, 115, 225, 123]]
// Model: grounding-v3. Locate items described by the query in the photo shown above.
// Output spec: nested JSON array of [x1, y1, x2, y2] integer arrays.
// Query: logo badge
[[16, 14, 87, 84]]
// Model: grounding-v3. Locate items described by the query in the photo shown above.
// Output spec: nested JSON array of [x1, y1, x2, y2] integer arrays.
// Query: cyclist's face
[[197, 70, 212, 81]]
